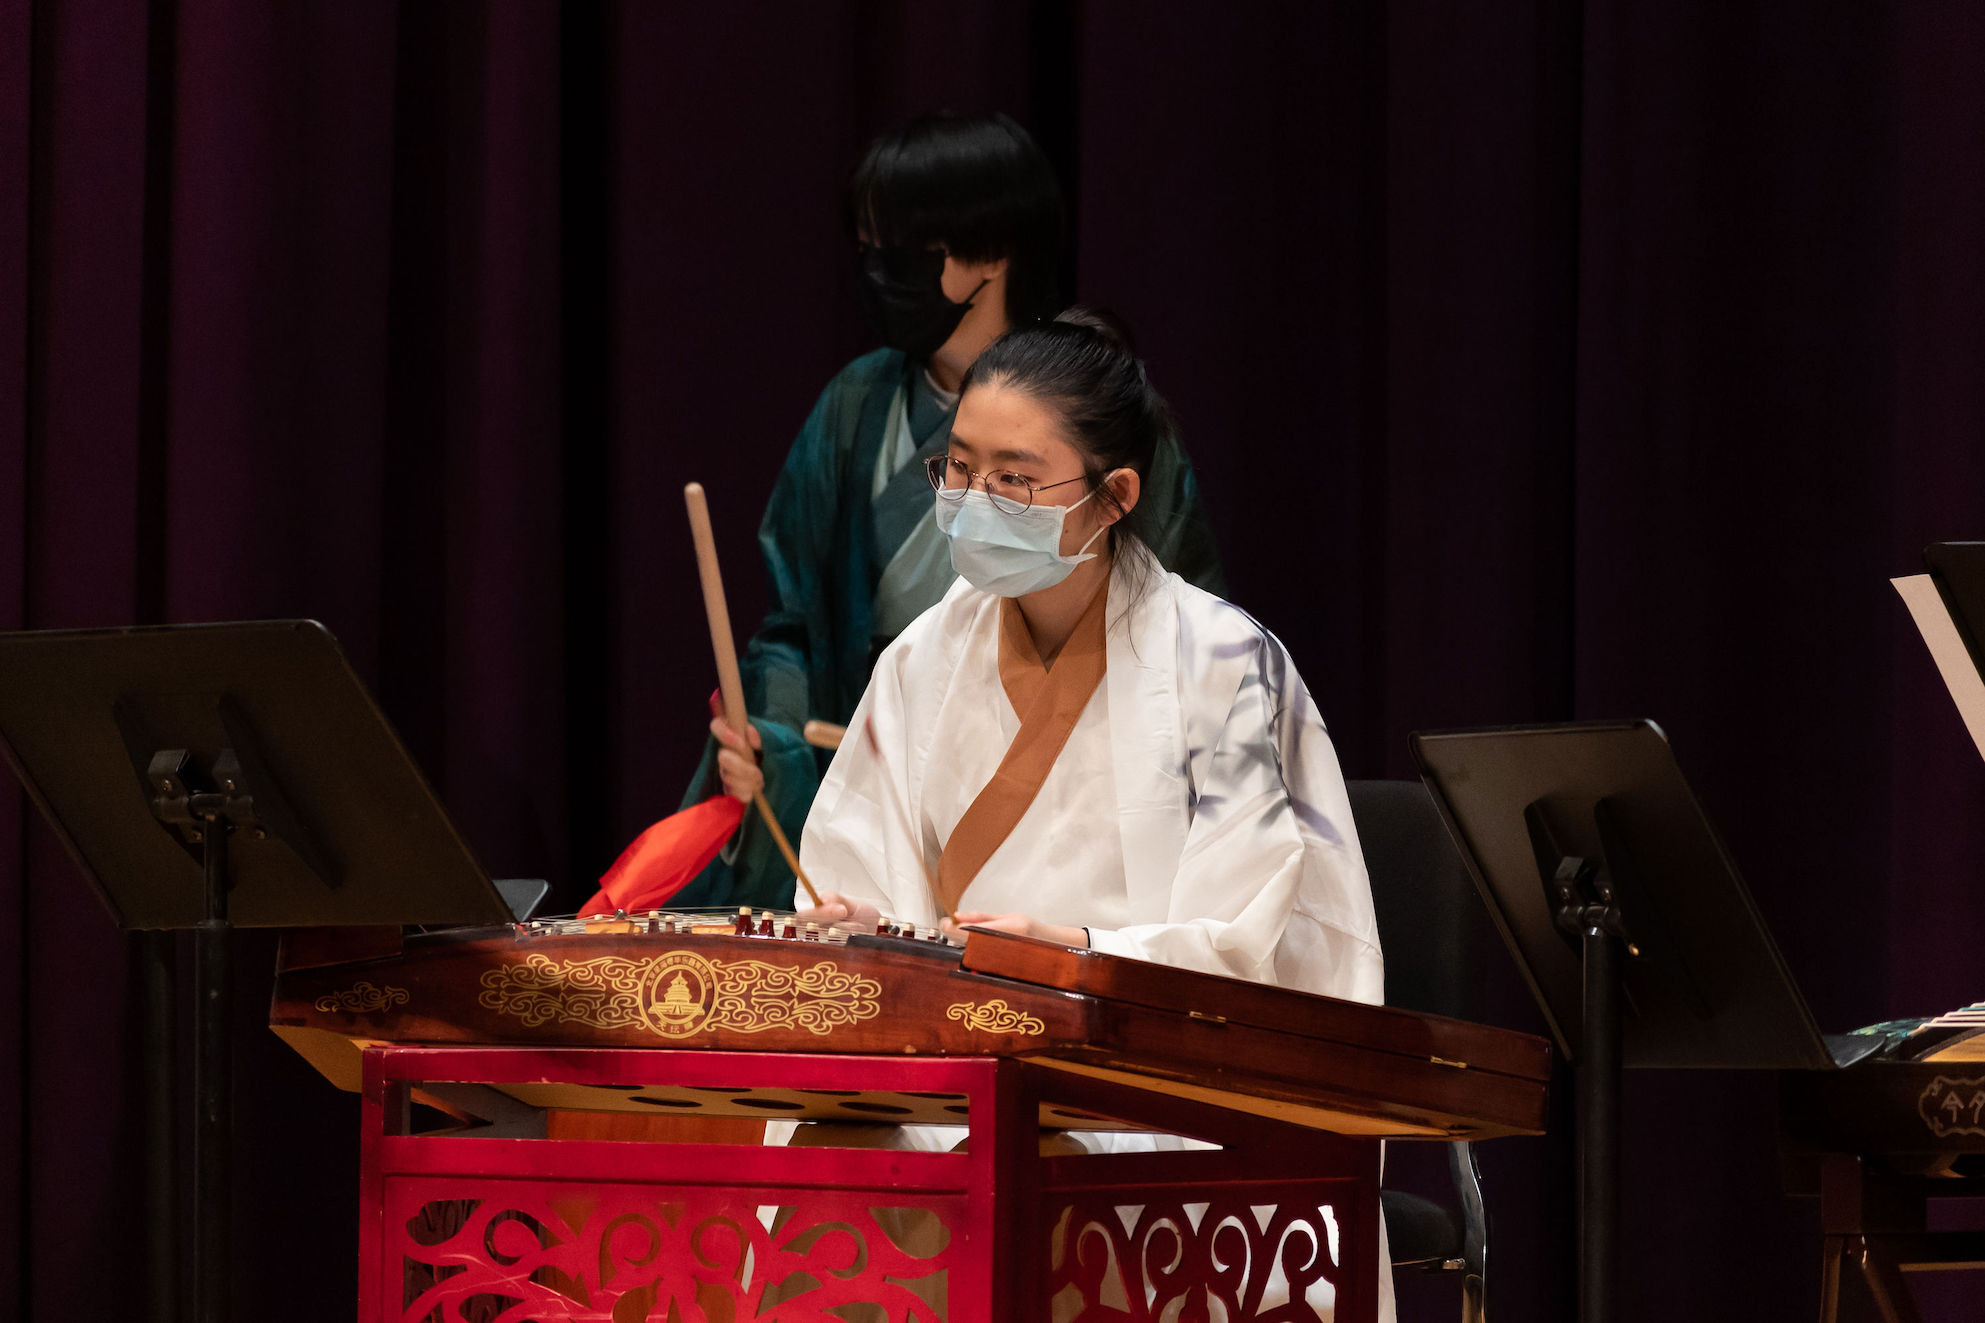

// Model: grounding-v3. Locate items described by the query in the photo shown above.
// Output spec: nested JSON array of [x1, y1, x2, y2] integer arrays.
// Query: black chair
[[1348, 779, 1494, 1323]]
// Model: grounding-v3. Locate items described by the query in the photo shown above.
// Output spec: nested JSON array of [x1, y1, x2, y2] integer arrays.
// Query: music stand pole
[[1547, 850, 1630, 1323], [1580, 920, 1623, 1323], [1548, 846, 1627, 1319], [150, 748, 249, 1323], [143, 931, 179, 1323], [193, 808, 232, 1323]]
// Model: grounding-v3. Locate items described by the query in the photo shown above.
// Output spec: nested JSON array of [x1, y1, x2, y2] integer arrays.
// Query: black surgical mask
[[857, 245, 988, 361]]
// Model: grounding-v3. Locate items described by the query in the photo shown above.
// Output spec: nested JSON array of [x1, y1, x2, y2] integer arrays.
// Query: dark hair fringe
[[844, 112, 1065, 326]]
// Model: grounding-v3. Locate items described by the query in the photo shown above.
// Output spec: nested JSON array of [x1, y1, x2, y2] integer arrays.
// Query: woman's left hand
[[941, 910, 1088, 948]]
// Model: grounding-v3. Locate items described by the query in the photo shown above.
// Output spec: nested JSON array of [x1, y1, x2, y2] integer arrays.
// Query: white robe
[[799, 554, 1394, 1319], [802, 555, 1384, 1004]]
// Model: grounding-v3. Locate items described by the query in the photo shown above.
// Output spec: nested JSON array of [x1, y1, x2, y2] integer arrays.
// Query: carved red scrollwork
[[1046, 1198, 1343, 1322], [390, 1184, 957, 1322]]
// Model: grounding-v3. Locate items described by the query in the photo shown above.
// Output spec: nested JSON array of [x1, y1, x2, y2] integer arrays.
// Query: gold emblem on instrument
[[945, 999, 1046, 1036], [479, 953, 882, 1039], [313, 982, 410, 1014], [644, 952, 717, 1036], [1919, 1074, 1985, 1139]]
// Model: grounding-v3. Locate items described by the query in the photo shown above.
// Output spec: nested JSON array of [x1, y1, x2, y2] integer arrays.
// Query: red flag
[[579, 794, 746, 917]]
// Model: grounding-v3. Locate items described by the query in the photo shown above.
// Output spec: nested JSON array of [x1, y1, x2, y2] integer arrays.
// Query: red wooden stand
[[361, 1045, 1382, 1322]]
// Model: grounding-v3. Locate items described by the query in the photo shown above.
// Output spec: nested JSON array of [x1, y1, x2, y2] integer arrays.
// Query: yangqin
[[274, 911, 1552, 1322]]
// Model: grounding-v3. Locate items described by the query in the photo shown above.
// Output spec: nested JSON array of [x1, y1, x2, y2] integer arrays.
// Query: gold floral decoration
[[944, 999, 1046, 1036], [313, 981, 411, 1014], [478, 951, 882, 1039]]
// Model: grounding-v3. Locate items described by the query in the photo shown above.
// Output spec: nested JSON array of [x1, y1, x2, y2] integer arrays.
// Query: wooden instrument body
[[280, 917, 1551, 1321], [1780, 1063, 1985, 1321], [1782, 1060, 1985, 1178], [273, 918, 1550, 1140]]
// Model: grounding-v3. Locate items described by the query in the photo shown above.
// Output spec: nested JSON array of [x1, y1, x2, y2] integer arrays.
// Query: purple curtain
[[5, 2, 1984, 1318]]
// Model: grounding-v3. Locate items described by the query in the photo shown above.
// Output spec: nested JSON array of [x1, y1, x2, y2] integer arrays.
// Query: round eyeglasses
[[925, 454, 1090, 515]]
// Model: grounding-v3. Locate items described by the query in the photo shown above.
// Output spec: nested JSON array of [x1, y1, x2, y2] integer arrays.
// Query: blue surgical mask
[[934, 487, 1107, 597]]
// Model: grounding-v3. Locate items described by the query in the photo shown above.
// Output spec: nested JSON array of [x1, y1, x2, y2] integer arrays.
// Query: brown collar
[[936, 580, 1111, 914]]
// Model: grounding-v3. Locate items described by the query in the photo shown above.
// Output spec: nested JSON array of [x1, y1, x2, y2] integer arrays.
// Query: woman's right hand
[[796, 890, 882, 932], [711, 715, 764, 804]]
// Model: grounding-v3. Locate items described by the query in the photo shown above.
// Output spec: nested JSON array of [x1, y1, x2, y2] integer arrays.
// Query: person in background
[[677, 112, 1223, 909]]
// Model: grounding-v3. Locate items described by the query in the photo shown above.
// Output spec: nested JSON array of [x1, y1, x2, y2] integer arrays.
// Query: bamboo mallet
[[684, 482, 822, 906]]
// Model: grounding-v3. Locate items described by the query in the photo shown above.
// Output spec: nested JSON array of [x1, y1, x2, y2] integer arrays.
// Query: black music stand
[[1410, 719, 1835, 1323], [1921, 541, 1985, 662], [0, 620, 514, 1323], [1894, 541, 1985, 765]]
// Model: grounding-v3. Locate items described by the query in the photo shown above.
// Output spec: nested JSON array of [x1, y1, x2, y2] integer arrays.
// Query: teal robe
[[673, 348, 1224, 909]]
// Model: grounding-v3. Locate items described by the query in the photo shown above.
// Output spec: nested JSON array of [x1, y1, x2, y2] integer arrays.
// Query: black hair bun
[[1052, 305, 1139, 356]]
